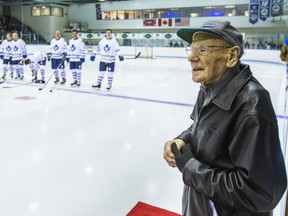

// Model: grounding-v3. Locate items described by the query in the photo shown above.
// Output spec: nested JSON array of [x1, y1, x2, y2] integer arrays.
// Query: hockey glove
[[62, 52, 67, 61], [119, 55, 124, 61], [23, 54, 27, 59], [90, 55, 95, 61], [171, 143, 194, 173], [47, 53, 52, 61], [66, 58, 70, 63], [24, 58, 31, 65], [0, 52, 3, 59], [80, 58, 85, 63]]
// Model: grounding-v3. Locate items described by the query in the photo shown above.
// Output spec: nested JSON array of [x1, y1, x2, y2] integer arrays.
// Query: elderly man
[[163, 20, 287, 216], [48, 30, 67, 84], [11, 32, 27, 80]]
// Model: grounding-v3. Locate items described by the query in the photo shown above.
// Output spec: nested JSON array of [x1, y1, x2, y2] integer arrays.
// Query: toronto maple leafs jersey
[[67, 37, 85, 62], [50, 37, 67, 59], [11, 38, 27, 61], [0, 39, 13, 60], [93, 37, 122, 63], [29, 52, 45, 72]]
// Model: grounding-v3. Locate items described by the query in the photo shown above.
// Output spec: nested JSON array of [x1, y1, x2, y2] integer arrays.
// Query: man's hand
[[62, 52, 67, 61], [163, 139, 185, 168], [171, 143, 194, 172], [119, 55, 124, 61], [90, 55, 95, 62]]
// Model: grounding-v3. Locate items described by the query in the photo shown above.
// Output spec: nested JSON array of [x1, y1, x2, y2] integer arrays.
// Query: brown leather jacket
[[176, 63, 287, 216]]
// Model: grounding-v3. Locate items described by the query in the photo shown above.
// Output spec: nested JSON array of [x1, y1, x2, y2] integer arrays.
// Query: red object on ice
[[126, 201, 181, 216]]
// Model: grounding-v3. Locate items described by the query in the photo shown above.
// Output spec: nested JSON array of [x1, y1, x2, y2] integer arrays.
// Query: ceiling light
[[225, 5, 235, 8]]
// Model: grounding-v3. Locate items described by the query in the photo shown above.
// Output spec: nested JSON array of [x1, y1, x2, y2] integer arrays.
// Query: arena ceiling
[[0, 0, 132, 6]]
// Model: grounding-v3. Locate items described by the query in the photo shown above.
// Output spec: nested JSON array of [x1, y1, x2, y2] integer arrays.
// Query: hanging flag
[[143, 19, 156, 26], [174, 18, 190, 26], [259, 0, 270, 20], [271, 0, 283, 16], [283, 0, 288, 15], [249, 0, 260, 24], [158, 18, 172, 27], [95, 4, 102, 20]]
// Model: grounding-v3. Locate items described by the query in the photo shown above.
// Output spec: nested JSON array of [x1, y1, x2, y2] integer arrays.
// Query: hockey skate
[[32, 76, 38, 82], [15, 74, 21, 79], [70, 80, 77, 86], [0, 76, 5, 84], [60, 78, 66, 85], [54, 78, 60, 84], [36, 79, 45, 84], [106, 85, 112, 90], [92, 83, 101, 89]]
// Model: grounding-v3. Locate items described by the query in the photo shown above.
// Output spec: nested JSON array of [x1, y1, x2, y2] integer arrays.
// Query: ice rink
[[0, 46, 287, 216]]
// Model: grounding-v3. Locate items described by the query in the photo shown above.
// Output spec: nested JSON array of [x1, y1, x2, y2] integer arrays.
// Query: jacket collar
[[212, 63, 252, 110]]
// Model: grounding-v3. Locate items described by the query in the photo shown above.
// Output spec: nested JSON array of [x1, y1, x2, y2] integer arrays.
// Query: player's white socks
[[76, 69, 81, 84], [40, 67, 45, 80], [97, 71, 105, 84], [72, 71, 77, 81], [3, 65, 8, 77], [54, 70, 59, 79], [61, 70, 66, 79], [107, 71, 114, 87]]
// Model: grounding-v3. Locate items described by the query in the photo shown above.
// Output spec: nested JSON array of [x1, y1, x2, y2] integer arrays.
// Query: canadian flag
[[158, 18, 172, 27]]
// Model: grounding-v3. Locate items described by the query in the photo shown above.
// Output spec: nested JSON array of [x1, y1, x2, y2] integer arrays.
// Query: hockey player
[[47, 30, 67, 84], [0, 32, 13, 80], [90, 28, 124, 90], [280, 38, 288, 90], [11, 32, 27, 80], [67, 29, 85, 87], [24, 51, 46, 83]]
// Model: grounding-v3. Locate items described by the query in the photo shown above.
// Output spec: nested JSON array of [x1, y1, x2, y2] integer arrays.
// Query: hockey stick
[[124, 52, 141, 60], [38, 59, 66, 91]]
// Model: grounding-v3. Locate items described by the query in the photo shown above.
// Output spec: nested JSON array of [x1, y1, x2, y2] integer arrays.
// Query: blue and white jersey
[[92, 37, 122, 63], [11, 39, 27, 61], [67, 37, 85, 62], [50, 37, 67, 59], [0, 39, 13, 60], [29, 52, 46, 72]]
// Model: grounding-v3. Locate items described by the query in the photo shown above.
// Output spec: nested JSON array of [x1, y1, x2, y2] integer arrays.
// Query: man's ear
[[226, 46, 240, 68]]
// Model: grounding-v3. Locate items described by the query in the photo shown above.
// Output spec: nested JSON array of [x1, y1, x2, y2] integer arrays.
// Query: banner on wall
[[143, 19, 156, 26], [95, 4, 102, 20], [283, 0, 288, 15], [271, 0, 283, 16], [174, 18, 190, 26], [158, 18, 172, 27], [259, 0, 270, 20], [249, 0, 260, 24], [79, 33, 95, 39]]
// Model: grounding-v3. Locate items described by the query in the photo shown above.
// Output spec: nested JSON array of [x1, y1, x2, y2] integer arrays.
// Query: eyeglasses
[[185, 45, 231, 56]]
